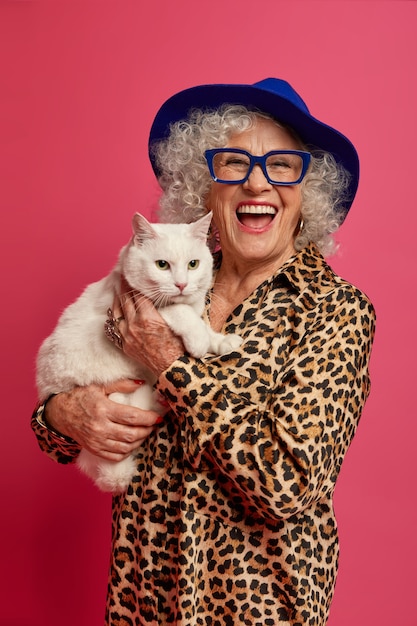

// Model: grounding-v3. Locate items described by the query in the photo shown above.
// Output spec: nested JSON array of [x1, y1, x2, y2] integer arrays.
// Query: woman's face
[[206, 116, 303, 271]]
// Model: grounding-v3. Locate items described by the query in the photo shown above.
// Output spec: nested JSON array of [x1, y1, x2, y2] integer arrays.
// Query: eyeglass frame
[[204, 148, 311, 186]]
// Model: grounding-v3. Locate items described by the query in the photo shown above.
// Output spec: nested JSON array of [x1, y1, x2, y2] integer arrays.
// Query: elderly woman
[[32, 78, 375, 626]]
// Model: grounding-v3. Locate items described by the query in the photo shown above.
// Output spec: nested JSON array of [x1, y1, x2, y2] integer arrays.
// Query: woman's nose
[[243, 164, 272, 192]]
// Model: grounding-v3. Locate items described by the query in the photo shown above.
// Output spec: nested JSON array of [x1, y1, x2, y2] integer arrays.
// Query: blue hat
[[149, 78, 359, 216]]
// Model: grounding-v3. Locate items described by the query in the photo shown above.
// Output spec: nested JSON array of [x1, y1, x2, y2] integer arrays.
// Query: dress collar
[[274, 242, 331, 293], [212, 242, 332, 295]]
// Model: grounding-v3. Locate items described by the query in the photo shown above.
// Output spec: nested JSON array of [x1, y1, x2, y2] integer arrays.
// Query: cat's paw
[[96, 455, 137, 493], [210, 332, 243, 355], [183, 334, 211, 358], [218, 333, 243, 354], [77, 449, 136, 493]]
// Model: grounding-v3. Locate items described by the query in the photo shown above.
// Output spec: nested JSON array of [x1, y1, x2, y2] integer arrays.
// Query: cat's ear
[[190, 211, 213, 242], [132, 213, 157, 244]]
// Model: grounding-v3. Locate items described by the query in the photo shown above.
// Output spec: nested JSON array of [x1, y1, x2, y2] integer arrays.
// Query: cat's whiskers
[[131, 291, 153, 309], [38, 212, 233, 494], [206, 279, 230, 307], [130, 289, 171, 311], [122, 287, 139, 301], [207, 290, 231, 316], [152, 292, 173, 309]]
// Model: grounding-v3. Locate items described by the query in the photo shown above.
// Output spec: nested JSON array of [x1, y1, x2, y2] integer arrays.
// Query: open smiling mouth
[[236, 204, 277, 229]]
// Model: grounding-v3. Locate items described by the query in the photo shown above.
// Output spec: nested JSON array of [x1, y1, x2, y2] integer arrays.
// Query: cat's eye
[[188, 260, 200, 270], [156, 260, 170, 270]]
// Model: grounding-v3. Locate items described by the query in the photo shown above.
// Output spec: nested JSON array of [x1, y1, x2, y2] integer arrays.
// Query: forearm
[[155, 357, 314, 519], [156, 330, 372, 520]]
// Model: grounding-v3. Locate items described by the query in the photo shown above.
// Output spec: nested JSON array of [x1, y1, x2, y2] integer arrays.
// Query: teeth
[[237, 205, 276, 215]]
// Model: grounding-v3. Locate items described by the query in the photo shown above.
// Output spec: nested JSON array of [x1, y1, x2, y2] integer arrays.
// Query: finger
[[108, 423, 159, 446], [130, 294, 166, 328], [87, 420, 159, 459], [102, 378, 146, 395], [112, 291, 123, 320], [119, 277, 140, 311], [113, 277, 137, 319], [92, 433, 153, 462], [108, 405, 163, 427], [104, 428, 153, 450], [120, 275, 132, 297], [120, 290, 138, 322]]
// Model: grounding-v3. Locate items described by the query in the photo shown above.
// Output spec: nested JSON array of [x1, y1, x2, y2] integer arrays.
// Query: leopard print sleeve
[[155, 277, 376, 522], [31, 400, 81, 464]]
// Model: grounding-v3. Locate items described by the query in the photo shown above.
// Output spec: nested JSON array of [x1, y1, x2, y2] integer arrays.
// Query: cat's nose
[[175, 283, 187, 293]]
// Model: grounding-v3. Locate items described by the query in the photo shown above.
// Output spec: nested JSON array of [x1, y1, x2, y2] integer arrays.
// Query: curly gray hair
[[151, 105, 352, 256]]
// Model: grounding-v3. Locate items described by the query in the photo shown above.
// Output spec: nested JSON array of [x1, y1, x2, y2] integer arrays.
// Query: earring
[[298, 218, 304, 233]]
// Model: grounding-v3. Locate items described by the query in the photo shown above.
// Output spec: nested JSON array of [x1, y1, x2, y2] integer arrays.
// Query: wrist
[[35, 394, 77, 444]]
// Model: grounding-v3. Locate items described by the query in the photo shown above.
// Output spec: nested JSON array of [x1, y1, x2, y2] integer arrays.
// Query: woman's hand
[[114, 278, 184, 378], [44, 379, 163, 461]]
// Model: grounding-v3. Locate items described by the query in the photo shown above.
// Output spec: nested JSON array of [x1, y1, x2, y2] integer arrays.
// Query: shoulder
[[281, 245, 376, 340], [295, 244, 375, 315], [323, 265, 375, 319], [306, 272, 377, 359]]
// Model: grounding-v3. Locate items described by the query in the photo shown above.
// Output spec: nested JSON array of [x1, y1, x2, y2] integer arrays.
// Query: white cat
[[36, 212, 242, 492]]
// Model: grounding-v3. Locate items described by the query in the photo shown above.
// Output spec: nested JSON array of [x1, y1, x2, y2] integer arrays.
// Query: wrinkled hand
[[44, 379, 163, 461], [114, 277, 184, 378]]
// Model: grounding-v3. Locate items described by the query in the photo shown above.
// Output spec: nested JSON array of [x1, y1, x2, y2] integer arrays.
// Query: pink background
[[1, 1, 416, 624]]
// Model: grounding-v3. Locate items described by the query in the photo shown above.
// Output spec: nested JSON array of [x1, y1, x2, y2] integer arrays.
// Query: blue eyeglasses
[[204, 148, 311, 185]]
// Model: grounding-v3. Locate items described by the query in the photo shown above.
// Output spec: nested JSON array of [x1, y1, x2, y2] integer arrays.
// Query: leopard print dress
[[32, 243, 376, 626]]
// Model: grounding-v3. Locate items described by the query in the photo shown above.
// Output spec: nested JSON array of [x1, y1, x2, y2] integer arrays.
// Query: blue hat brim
[[149, 79, 359, 217]]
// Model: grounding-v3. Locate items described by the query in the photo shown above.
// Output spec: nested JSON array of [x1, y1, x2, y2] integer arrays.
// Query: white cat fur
[[36, 212, 242, 492]]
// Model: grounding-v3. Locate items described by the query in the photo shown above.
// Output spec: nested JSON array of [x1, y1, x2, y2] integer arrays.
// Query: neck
[[217, 246, 295, 291], [209, 250, 294, 332]]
